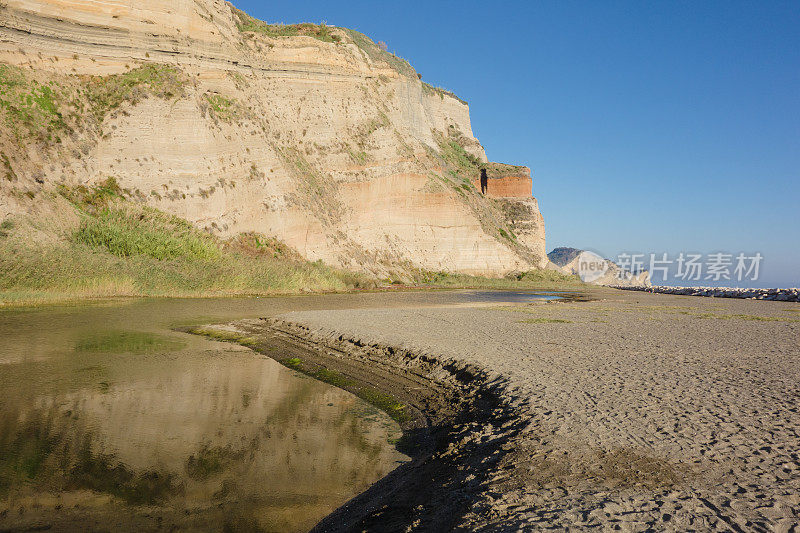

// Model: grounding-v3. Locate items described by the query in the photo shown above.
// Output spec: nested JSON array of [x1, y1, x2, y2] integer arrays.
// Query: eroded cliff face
[[0, 0, 546, 276]]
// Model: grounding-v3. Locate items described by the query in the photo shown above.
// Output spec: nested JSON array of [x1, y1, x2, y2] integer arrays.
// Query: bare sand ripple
[[281, 289, 800, 531]]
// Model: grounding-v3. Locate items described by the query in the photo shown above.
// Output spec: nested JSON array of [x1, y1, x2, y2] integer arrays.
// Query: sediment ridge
[[187, 316, 529, 532]]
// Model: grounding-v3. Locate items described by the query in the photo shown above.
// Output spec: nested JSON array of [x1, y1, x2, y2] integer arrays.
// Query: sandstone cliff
[[0, 0, 546, 276]]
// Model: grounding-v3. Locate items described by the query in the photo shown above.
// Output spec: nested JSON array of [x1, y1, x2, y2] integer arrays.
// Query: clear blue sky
[[234, 1, 799, 287]]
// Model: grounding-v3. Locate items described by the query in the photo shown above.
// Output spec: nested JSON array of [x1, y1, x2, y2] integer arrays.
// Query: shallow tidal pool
[[0, 290, 558, 531]]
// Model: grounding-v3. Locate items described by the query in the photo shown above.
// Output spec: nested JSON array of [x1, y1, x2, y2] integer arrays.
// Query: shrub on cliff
[[0, 182, 374, 305], [0, 64, 68, 143], [75, 205, 222, 261], [231, 7, 340, 43], [84, 64, 185, 123], [342, 29, 416, 77], [0, 61, 185, 147]]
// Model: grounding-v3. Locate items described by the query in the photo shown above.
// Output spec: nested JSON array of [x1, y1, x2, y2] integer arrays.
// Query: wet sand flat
[[279, 288, 800, 531]]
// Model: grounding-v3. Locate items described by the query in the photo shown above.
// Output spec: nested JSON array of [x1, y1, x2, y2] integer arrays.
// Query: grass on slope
[[411, 269, 582, 290], [75, 205, 221, 261], [231, 7, 340, 43], [430, 133, 540, 252], [436, 133, 482, 174], [0, 179, 580, 308], [83, 64, 185, 123], [0, 179, 372, 307], [229, 5, 417, 78], [0, 63, 67, 143], [422, 82, 467, 105], [342, 29, 417, 78], [0, 63, 184, 144]]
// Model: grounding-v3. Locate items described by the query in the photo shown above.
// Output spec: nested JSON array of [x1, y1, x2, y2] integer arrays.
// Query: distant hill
[[547, 247, 583, 268], [547, 247, 651, 287]]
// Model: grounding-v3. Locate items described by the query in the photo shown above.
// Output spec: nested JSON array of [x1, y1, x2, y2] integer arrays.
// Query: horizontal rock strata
[[0, 0, 547, 276]]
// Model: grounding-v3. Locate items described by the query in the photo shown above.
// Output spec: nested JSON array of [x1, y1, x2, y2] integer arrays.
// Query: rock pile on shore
[[614, 285, 800, 301]]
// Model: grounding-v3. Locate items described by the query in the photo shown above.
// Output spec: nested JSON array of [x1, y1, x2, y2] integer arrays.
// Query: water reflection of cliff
[[0, 341, 405, 532]]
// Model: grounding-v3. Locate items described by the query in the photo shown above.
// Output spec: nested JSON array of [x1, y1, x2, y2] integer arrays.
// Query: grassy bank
[[409, 269, 582, 291], [0, 180, 372, 307], [0, 180, 581, 308]]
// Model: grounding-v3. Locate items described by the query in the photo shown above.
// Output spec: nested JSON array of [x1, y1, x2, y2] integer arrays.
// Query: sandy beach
[[205, 288, 800, 531]]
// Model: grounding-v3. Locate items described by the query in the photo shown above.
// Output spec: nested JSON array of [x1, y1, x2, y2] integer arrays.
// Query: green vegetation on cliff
[[0, 62, 184, 149], [436, 133, 482, 172], [0, 64, 68, 143], [231, 6, 340, 43], [84, 64, 184, 123], [0, 177, 579, 307], [422, 82, 468, 105], [229, 5, 417, 78], [201, 92, 241, 123], [342, 29, 417, 78], [430, 133, 535, 250], [0, 179, 371, 307]]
